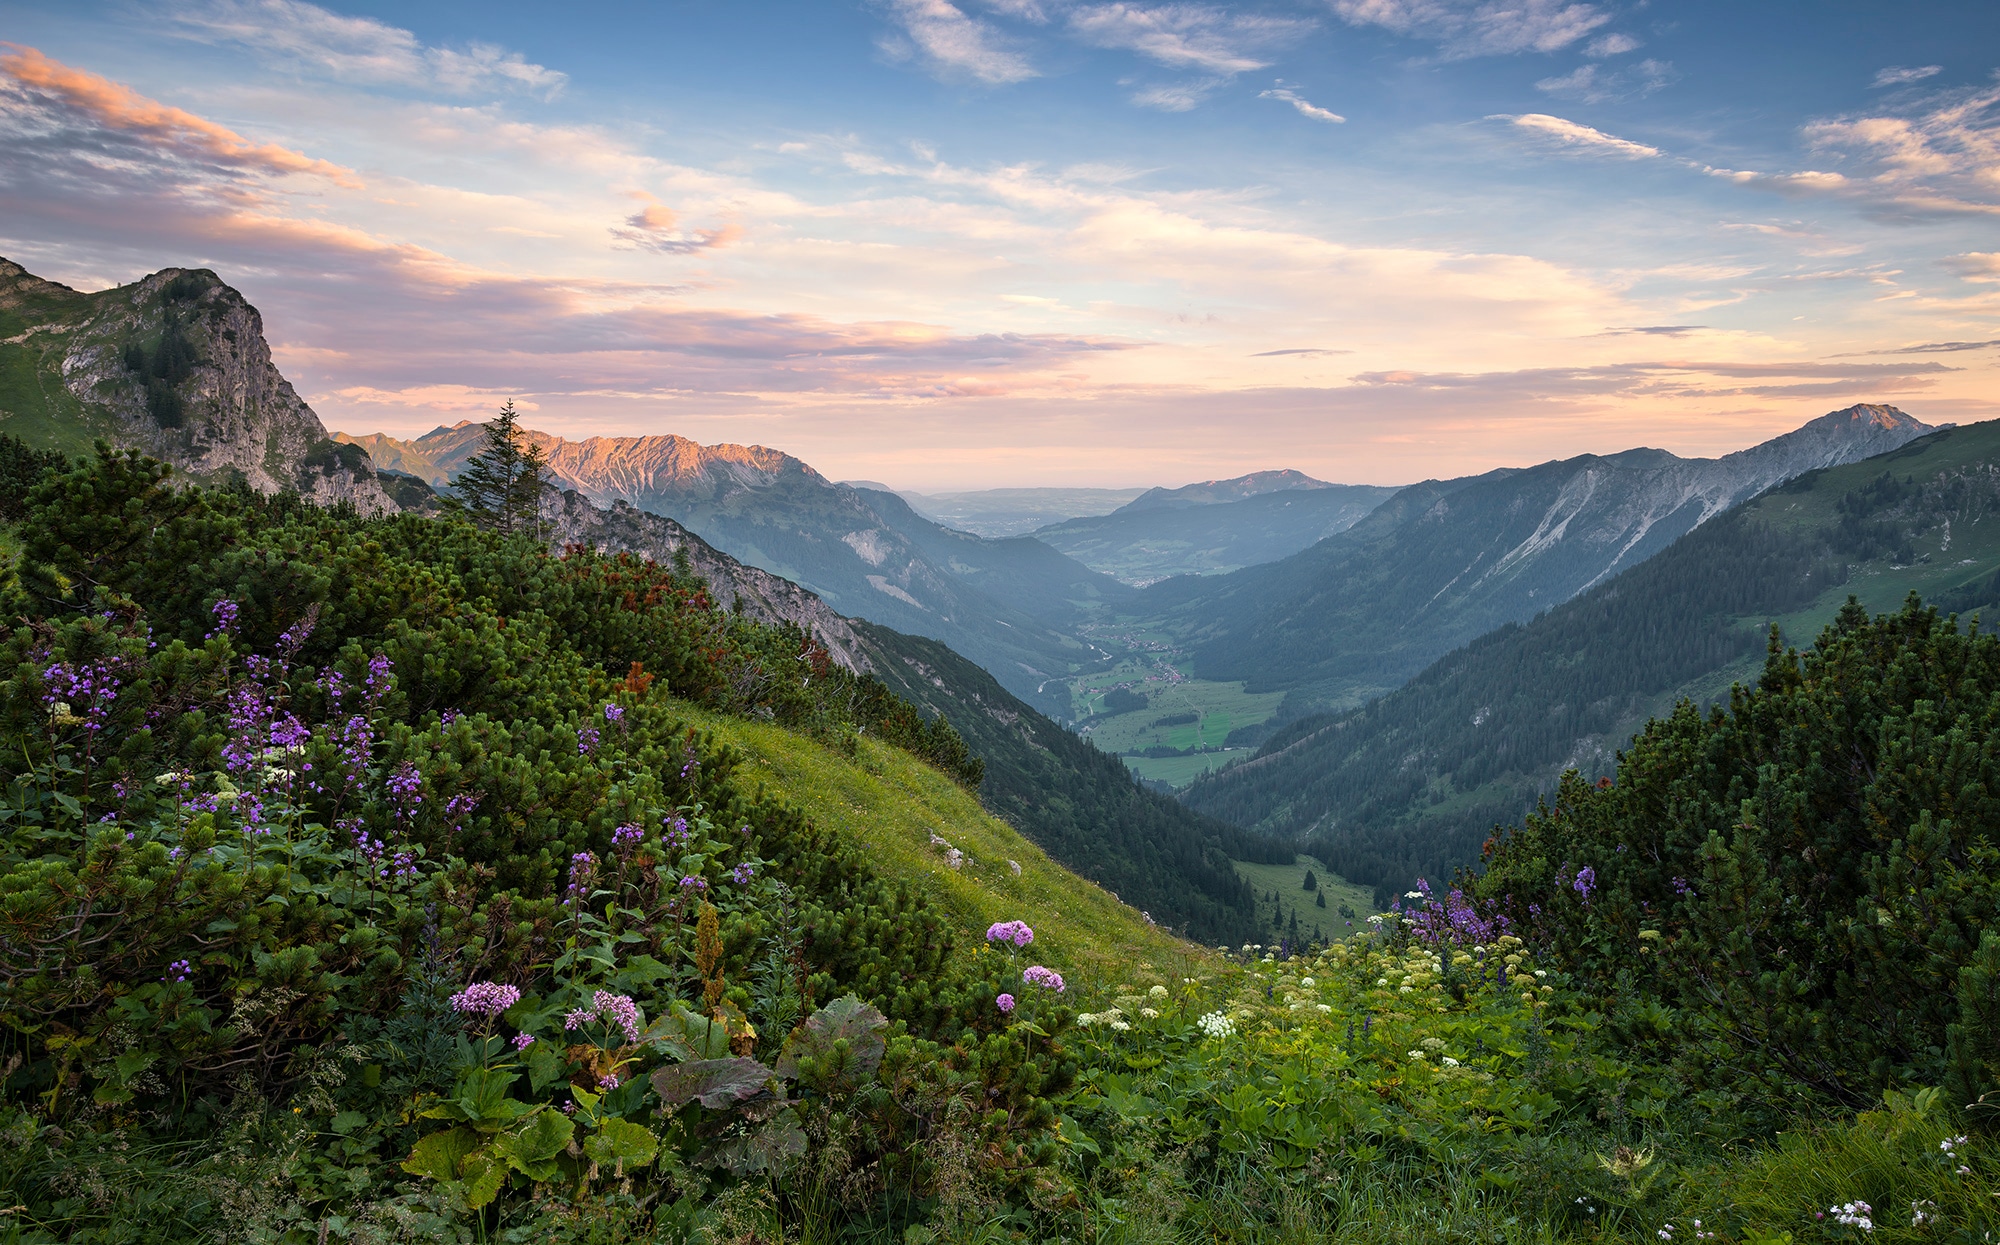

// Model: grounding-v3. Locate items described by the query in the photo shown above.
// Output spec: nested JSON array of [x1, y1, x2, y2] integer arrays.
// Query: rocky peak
[[0, 256, 394, 512]]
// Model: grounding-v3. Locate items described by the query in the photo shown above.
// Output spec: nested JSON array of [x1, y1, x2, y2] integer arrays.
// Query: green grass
[[666, 698, 1209, 987], [1123, 749, 1248, 786], [1231, 853, 1375, 943]]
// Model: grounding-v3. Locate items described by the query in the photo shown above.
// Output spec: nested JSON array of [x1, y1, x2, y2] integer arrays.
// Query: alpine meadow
[[1, 3, 1999, 1243]]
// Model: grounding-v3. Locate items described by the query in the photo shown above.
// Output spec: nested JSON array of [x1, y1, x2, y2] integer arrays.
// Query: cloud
[[1129, 80, 1221, 111], [1261, 85, 1345, 123], [877, 0, 1038, 84], [1792, 85, 2000, 216], [1870, 339, 2000, 354], [1496, 112, 1660, 158], [1597, 325, 1705, 336], [1329, 0, 1610, 59], [609, 192, 743, 254], [1252, 347, 1350, 356], [1584, 32, 1638, 57], [0, 43, 361, 186], [170, 0, 566, 97], [1944, 252, 2000, 280], [1349, 358, 1958, 403], [1873, 65, 1943, 88], [1534, 57, 1675, 103], [1067, 4, 1310, 74]]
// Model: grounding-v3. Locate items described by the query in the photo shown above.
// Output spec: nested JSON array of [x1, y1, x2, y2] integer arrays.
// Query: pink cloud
[[0, 43, 361, 187]]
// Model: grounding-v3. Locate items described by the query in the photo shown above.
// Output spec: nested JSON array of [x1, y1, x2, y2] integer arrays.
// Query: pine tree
[[1315, 890, 1326, 908], [453, 400, 551, 538], [1302, 869, 1318, 891]]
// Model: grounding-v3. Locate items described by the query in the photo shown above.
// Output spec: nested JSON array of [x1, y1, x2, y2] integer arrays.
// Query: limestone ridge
[[0, 257, 395, 512], [546, 490, 872, 674]]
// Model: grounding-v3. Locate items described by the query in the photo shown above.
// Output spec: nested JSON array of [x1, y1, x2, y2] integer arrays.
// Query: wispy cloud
[[0, 43, 361, 185], [1068, 4, 1310, 74], [1252, 346, 1350, 356], [169, 0, 566, 97], [1584, 32, 1638, 57], [1535, 57, 1675, 103], [1869, 339, 2000, 354], [1261, 85, 1345, 123], [1129, 80, 1221, 111], [609, 193, 743, 254], [1496, 112, 1659, 158], [1330, 0, 1611, 60], [1796, 84, 2000, 216], [1873, 65, 1942, 88], [877, 0, 1039, 84]]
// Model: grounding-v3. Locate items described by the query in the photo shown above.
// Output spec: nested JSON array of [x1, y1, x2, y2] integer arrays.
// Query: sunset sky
[[2, 0, 1997, 489]]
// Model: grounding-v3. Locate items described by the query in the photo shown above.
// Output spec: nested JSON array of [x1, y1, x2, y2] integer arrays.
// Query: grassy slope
[[1232, 852, 1376, 942], [668, 698, 1207, 986]]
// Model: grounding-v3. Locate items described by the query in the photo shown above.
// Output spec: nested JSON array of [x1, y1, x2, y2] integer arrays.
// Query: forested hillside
[[1185, 418, 2000, 904], [852, 620, 1287, 943]]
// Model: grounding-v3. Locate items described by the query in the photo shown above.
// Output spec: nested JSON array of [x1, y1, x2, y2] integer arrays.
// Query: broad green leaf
[[459, 1151, 508, 1208], [583, 1117, 658, 1170], [492, 1108, 573, 1181], [402, 1126, 482, 1182]]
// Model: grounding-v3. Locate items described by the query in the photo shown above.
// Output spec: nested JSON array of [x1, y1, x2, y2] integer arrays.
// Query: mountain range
[[1128, 404, 1935, 717], [1181, 416, 2000, 905], [10, 254, 1986, 925]]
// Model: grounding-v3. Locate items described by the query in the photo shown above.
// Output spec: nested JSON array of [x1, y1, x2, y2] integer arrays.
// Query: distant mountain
[[1117, 468, 1333, 514], [339, 423, 1137, 716], [896, 486, 1150, 538], [851, 619, 1287, 942], [0, 258, 396, 511], [1182, 417, 2000, 905], [1148, 405, 1935, 715], [1037, 483, 1398, 584]]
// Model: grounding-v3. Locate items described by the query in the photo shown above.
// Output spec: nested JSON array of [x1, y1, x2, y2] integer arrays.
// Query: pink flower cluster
[[996, 993, 1016, 1013], [564, 990, 642, 1044], [1022, 965, 1065, 993], [449, 981, 521, 1018], [986, 920, 1034, 948]]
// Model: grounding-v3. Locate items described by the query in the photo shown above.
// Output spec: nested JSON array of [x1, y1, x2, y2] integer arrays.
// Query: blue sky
[[2, 0, 1996, 487]]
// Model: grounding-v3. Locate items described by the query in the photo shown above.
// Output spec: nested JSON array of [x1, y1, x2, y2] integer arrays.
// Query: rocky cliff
[[544, 489, 872, 673], [0, 258, 394, 511]]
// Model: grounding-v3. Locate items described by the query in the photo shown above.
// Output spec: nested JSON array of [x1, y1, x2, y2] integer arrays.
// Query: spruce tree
[[1302, 869, 1318, 891], [1315, 890, 1326, 908], [453, 400, 551, 538]]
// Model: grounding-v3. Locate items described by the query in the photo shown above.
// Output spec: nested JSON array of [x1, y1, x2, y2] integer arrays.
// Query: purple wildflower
[[1022, 965, 1065, 993], [163, 958, 192, 983], [663, 816, 691, 849], [1573, 866, 1596, 900], [564, 852, 598, 906], [563, 1009, 594, 1031], [592, 991, 642, 1043], [679, 874, 708, 893], [599, 1074, 621, 1091], [986, 920, 1034, 948], [1671, 876, 1694, 896], [996, 992, 1016, 1013], [206, 598, 239, 640], [731, 862, 755, 884], [603, 703, 624, 724], [387, 761, 423, 807], [577, 726, 600, 755], [612, 823, 645, 854], [449, 981, 521, 1018], [512, 1033, 537, 1052]]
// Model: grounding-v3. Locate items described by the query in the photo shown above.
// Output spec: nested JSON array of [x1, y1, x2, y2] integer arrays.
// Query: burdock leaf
[[650, 1057, 773, 1110], [774, 994, 887, 1081]]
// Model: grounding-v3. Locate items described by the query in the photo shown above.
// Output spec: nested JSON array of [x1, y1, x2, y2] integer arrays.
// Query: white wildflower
[[1139, 1007, 1159, 1019], [1148, 984, 1168, 999], [1299, 977, 1316, 988], [1109, 1020, 1131, 1031], [1197, 1012, 1235, 1039], [1008, 859, 1022, 876], [1830, 1201, 1873, 1232], [1441, 1056, 1460, 1068]]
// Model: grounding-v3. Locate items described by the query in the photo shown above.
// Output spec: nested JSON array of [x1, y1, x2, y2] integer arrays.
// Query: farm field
[[1122, 748, 1247, 787]]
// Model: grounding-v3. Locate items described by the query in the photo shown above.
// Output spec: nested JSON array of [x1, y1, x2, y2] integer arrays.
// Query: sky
[[1, 1, 1997, 490]]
